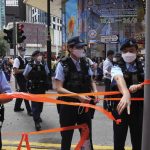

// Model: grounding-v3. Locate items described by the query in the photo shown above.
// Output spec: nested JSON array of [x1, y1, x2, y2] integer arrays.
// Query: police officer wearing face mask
[[13, 47, 32, 116], [110, 39, 144, 150], [55, 36, 97, 150], [23, 50, 50, 131]]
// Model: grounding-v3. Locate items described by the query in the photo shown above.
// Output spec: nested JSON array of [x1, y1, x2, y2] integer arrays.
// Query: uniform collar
[[126, 62, 136, 69], [70, 56, 80, 64]]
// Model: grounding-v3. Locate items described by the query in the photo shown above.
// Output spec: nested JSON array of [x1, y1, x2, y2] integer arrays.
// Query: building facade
[[0, 0, 5, 30], [62, 0, 145, 59], [26, 5, 62, 56], [5, 0, 26, 25], [6, 0, 18, 6]]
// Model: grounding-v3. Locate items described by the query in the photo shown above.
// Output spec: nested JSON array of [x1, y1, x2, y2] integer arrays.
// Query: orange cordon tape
[[143, 80, 150, 85], [0, 92, 121, 150], [0, 81, 146, 149], [0, 92, 121, 124], [17, 124, 89, 150]]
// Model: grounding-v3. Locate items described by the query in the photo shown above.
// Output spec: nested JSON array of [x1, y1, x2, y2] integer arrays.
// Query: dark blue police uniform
[[111, 58, 144, 150], [24, 50, 50, 131]]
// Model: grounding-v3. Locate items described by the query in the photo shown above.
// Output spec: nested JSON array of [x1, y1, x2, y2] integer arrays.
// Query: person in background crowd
[[0, 68, 12, 149], [103, 50, 114, 110], [1, 56, 13, 82], [23, 50, 50, 131], [97, 59, 104, 82], [110, 39, 144, 150], [55, 36, 97, 150], [113, 53, 121, 64], [13, 47, 32, 116]]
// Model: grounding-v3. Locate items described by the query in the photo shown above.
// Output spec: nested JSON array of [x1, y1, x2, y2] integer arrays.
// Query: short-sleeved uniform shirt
[[0, 70, 12, 93], [23, 61, 50, 77], [55, 57, 93, 82], [13, 56, 25, 69]]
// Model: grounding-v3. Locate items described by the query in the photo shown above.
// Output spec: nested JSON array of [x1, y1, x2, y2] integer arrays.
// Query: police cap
[[120, 38, 138, 51], [18, 47, 26, 51], [32, 50, 41, 57], [67, 36, 87, 48]]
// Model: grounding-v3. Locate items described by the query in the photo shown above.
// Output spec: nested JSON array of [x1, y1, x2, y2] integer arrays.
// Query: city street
[[1, 77, 131, 149], [0, 0, 147, 149]]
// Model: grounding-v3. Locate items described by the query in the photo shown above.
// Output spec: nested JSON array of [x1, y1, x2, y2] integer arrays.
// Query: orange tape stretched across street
[[0, 92, 121, 124], [0, 91, 122, 149], [0, 81, 147, 149], [0, 92, 121, 150]]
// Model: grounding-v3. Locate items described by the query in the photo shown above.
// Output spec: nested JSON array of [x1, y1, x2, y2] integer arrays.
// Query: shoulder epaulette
[[28, 60, 34, 66], [60, 56, 68, 62]]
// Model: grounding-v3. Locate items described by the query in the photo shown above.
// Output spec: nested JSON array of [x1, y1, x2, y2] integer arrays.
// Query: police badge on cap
[[120, 38, 138, 51], [67, 36, 87, 48], [32, 50, 41, 57]]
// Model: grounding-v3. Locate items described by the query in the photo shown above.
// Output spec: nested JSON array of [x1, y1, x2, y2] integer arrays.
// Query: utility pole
[[47, 0, 52, 89], [37, 28, 39, 50], [12, 17, 18, 90], [13, 18, 16, 58], [142, 1, 150, 150]]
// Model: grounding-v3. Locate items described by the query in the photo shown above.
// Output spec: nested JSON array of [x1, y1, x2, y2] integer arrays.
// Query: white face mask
[[113, 57, 117, 62], [36, 55, 42, 62], [122, 52, 136, 63], [81, 52, 86, 58], [20, 51, 25, 56], [72, 50, 84, 58]]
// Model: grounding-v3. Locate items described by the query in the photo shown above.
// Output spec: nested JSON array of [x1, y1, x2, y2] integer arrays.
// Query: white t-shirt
[[13, 56, 25, 69]]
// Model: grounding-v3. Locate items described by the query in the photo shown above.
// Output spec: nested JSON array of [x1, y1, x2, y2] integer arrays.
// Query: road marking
[[2, 140, 132, 150]]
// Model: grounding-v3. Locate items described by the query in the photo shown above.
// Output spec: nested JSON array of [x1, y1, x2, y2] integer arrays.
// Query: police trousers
[[29, 89, 45, 122], [15, 76, 31, 112], [103, 78, 111, 110], [113, 102, 143, 150], [0, 104, 4, 149], [58, 104, 93, 150]]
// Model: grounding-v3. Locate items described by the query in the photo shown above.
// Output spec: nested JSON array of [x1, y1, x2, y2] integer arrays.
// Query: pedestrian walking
[[1, 56, 13, 82], [13, 47, 32, 116], [23, 50, 50, 131], [55, 36, 97, 150], [110, 38, 144, 150]]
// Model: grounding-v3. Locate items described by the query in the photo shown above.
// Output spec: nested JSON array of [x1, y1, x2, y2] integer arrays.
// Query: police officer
[[110, 39, 144, 150], [23, 50, 50, 131], [0, 68, 12, 149], [55, 36, 97, 150], [13, 47, 32, 116], [103, 50, 114, 110]]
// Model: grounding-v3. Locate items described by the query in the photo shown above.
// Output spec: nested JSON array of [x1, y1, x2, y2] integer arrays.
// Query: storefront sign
[[101, 35, 118, 43]]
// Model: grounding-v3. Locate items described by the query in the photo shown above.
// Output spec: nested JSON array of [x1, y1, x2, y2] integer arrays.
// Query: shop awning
[[23, 0, 62, 17]]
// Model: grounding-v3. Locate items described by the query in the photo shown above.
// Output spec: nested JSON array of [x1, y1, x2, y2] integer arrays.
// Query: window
[[53, 17, 56, 22], [6, 0, 18, 6], [53, 24, 56, 29]]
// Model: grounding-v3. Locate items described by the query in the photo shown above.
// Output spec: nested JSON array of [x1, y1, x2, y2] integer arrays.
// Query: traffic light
[[17, 23, 26, 43], [3, 28, 13, 48], [3, 28, 13, 43]]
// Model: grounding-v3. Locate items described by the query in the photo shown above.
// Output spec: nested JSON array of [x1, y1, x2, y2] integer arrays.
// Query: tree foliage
[[0, 31, 9, 57]]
